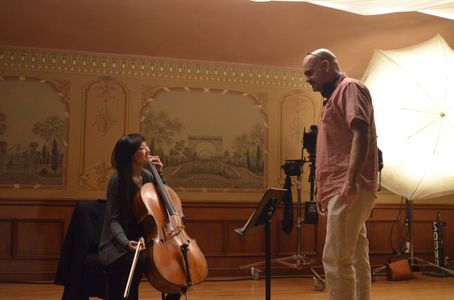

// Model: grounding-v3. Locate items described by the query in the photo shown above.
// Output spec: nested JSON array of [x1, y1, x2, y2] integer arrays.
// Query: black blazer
[[54, 200, 106, 300]]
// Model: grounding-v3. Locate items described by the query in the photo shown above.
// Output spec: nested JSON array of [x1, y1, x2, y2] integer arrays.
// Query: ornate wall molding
[[0, 46, 306, 88], [79, 77, 128, 190]]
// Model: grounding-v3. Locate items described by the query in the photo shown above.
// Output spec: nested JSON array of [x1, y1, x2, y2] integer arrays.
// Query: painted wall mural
[[79, 77, 128, 190], [0, 46, 310, 198], [280, 90, 318, 163], [142, 88, 266, 190], [0, 77, 68, 188]]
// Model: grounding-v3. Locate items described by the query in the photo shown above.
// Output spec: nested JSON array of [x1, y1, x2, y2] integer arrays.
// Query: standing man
[[303, 49, 378, 300]]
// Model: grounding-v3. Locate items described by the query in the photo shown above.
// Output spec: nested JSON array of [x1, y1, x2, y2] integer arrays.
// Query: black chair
[[55, 200, 106, 300]]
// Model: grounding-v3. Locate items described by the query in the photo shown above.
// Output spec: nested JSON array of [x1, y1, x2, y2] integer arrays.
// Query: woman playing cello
[[99, 133, 181, 300]]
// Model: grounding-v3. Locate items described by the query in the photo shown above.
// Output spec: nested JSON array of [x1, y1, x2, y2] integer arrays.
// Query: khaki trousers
[[323, 188, 376, 300]]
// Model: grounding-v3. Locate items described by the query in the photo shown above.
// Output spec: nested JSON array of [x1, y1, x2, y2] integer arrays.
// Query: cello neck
[[147, 162, 177, 215]]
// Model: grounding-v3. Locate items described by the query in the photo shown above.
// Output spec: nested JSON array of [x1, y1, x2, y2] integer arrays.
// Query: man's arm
[[340, 118, 370, 203]]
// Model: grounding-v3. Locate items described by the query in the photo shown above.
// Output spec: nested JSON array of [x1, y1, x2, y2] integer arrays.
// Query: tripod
[[275, 156, 325, 289], [403, 198, 454, 276], [239, 157, 325, 290], [373, 198, 454, 279]]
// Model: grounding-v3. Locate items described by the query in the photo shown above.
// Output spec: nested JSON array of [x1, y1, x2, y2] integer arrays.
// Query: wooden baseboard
[[0, 199, 452, 282]]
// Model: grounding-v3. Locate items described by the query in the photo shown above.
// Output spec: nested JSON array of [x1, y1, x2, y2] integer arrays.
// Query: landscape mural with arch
[[141, 87, 266, 190]]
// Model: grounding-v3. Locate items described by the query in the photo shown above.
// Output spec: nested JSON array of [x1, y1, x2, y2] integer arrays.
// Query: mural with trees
[[142, 89, 266, 190], [0, 79, 67, 188]]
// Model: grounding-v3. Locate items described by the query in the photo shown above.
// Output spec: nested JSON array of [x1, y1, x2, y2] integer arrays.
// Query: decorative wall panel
[[15, 220, 64, 258], [367, 220, 400, 254], [0, 46, 312, 198], [277, 89, 319, 212], [279, 90, 318, 164], [80, 77, 128, 190], [0, 77, 69, 189], [142, 87, 267, 190], [0, 221, 12, 258], [185, 221, 225, 255]]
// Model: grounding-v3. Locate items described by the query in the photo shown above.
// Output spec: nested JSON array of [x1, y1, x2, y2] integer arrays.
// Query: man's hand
[[340, 181, 358, 204], [316, 201, 328, 216]]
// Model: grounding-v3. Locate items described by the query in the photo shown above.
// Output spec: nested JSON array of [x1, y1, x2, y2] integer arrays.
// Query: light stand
[[240, 125, 325, 290], [239, 158, 325, 290], [372, 197, 454, 279], [276, 162, 309, 268], [275, 156, 325, 289], [403, 198, 454, 276]]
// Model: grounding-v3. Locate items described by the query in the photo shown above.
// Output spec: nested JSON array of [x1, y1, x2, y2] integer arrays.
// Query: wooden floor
[[1, 273, 453, 300]]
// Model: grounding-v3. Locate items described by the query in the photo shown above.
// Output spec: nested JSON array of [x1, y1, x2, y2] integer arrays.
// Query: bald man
[[303, 49, 378, 300]]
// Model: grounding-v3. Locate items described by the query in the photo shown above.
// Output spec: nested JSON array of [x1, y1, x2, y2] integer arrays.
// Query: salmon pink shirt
[[315, 76, 378, 203]]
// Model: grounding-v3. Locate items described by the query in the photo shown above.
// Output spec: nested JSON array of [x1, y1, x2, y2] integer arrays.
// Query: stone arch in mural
[[188, 135, 223, 159]]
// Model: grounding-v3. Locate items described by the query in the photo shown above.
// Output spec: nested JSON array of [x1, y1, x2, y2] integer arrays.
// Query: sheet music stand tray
[[235, 187, 287, 300]]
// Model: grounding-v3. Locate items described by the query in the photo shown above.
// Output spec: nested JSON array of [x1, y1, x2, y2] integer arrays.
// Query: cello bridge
[[170, 224, 186, 237]]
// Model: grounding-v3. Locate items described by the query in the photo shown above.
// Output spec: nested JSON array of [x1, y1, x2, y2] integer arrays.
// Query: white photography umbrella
[[363, 35, 454, 201]]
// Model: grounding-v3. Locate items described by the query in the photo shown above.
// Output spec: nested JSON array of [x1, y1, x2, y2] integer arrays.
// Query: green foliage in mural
[[32, 116, 65, 150], [143, 110, 182, 150], [0, 114, 65, 185]]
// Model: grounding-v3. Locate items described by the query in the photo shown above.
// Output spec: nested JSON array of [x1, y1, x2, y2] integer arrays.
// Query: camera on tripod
[[302, 125, 318, 224], [280, 125, 319, 225], [281, 125, 318, 176], [302, 125, 317, 159], [273, 124, 325, 286], [282, 159, 304, 176]]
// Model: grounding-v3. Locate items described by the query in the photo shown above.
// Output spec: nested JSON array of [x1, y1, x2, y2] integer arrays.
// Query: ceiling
[[1, 0, 454, 76]]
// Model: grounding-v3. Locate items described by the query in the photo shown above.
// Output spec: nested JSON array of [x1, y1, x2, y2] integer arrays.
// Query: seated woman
[[98, 133, 180, 300]]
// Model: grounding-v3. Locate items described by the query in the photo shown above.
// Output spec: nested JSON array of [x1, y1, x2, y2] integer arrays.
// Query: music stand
[[235, 187, 287, 300]]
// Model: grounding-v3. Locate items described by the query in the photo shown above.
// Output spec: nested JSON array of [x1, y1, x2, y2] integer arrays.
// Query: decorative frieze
[[0, 46, 306, 88]]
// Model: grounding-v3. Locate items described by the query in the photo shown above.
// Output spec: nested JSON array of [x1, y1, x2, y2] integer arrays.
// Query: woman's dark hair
[[111, 133, 145, 213]]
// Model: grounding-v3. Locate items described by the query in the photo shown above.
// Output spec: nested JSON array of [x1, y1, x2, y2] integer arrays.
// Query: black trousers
[[104, 252, 181, 300]]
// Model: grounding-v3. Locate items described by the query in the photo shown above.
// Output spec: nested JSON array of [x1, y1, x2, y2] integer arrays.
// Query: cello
[[130, 162, 208, 295]]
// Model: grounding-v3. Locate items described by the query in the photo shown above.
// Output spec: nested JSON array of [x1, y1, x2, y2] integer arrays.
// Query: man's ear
[[321, 60, 329, 72]]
